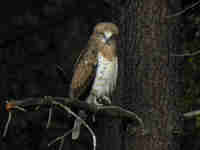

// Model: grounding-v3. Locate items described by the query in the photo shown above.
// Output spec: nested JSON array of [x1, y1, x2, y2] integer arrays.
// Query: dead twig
[[48, 129, 73, 148], [3, 111, 12, 137], [3, 101, 27, 137], [184, 110, 200, 119], [170, 50, 200, 57], [46, 96, 54, 128], [46, 107, 53, 128], [98, 106, 144, 129], [51, 100, 97, 150], [166, 0, 200, 18]]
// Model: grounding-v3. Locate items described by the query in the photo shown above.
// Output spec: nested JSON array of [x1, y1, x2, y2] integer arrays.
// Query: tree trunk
[[113, 0, 183, 150]]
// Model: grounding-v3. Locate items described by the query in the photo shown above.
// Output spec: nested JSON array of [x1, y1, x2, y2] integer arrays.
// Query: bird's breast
[[91, 52, 118, 97]]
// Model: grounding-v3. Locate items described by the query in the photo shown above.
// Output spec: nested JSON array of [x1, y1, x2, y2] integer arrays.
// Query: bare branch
[[1, 96, 144, 150], [98, 106, 144, 129], [3, 112, 12, 137], [166, 0, 200, 18], [13, 106, 27, 112], [51, 100, 97, 150], [170, 50, 200, 57], [46, 107, 53, 128], [184, 110, 200, 119], [48, 129, 73, 147], [3, 97, 142, 123], [59, 139, 65, 150]]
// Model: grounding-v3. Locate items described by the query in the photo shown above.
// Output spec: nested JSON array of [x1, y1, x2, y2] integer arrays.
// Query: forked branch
[[1, 96, 144, 150]]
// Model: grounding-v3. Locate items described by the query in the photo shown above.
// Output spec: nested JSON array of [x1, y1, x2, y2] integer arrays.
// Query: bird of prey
[[69, 22, 119, 140]]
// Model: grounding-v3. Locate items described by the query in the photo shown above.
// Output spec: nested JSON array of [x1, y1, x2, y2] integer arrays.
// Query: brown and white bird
[[69, 22, 119, 140]]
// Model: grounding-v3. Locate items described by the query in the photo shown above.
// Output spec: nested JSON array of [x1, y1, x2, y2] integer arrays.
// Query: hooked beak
[[103, 31, 113, 43]]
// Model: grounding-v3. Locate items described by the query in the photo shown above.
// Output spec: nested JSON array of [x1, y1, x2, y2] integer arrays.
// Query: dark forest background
[[0, 0, 199, 150]]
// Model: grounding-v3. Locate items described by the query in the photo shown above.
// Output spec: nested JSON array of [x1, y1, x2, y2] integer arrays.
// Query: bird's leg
[[86, 92, 102, 123], [88, 95, 99, 122], [87, 91, 103, 106], [93, 97, 103, 106]]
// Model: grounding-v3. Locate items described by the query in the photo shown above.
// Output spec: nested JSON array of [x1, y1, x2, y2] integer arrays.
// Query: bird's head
[[93, 22, 119, 45]]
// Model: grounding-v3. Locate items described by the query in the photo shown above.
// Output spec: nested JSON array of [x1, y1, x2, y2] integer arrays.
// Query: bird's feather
[[69, 37, 98, 99]]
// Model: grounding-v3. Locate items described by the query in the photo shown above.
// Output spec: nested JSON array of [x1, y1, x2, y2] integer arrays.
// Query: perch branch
[[1, 96, 144, 150], [3, 97, 143, 123], [3, 97, 97, 150]]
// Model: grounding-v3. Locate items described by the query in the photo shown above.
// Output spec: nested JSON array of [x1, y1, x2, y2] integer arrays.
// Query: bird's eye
[[97, 33, 104, 38]]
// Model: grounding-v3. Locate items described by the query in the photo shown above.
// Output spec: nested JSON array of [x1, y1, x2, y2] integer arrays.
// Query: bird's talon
[[98, 96, 111, 105]]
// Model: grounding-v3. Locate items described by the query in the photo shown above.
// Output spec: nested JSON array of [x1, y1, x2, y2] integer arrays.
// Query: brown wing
[[69, 43, 98, 98]]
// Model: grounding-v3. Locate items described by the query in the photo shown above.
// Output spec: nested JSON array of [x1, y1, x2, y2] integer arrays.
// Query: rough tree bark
[[112, 0, 183, 150]]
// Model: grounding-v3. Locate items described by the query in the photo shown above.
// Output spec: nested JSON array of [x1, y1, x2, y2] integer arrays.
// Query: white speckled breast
[[91, 52, 118, 97]]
